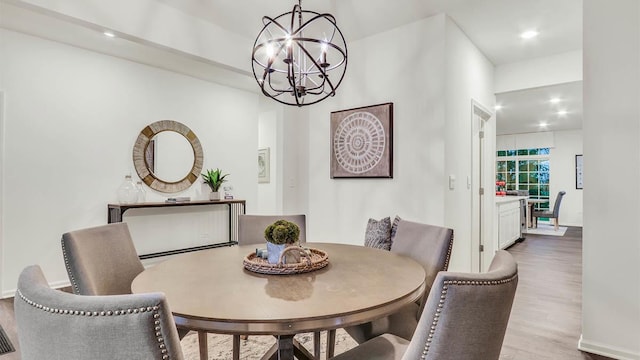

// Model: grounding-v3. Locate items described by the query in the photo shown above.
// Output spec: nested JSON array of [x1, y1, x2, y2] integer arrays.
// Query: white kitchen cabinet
[[495, 197, 525, 250]]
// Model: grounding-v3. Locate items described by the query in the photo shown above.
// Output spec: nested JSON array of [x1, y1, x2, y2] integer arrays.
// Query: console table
[[107, 200, 246, 259]]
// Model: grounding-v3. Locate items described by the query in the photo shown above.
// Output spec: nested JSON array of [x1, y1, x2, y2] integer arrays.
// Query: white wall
[[498, 131, 555, 149], [549, 130, 583, 226], [257, 109, 279, 213], [0, 91, 5, 293], [300, 15, 494, 273], [497, 130, 584, 227], [9, 0, 252, 73], [281, 106, 308, 215], [495, 50, 583, 93], [443, 17, 496, 272], [303, 14, 447, 246], [0, 29, 259, 296], [581, 1, 640, 358], [255, 99, 308, 216]]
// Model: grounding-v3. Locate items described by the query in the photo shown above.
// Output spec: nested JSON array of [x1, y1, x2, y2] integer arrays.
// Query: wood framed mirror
[[133, 120, 203, 193]]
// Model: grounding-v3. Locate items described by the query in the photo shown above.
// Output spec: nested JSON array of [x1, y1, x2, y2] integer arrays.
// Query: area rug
[[525, 223, 567, 236], [181, 329, 357, 360]]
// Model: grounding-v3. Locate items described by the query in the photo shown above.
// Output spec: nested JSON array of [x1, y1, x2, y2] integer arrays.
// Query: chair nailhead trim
[[442, 232, 454, 271], [17, 289, 169, 359], [61, 240, 81, 294], [419, 273, 518, 360]]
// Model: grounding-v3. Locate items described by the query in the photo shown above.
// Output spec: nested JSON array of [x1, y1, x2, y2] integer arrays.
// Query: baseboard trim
[[579, 334, 640, 360], [2, 280, 71, 299], [2, 288, 16, 299]]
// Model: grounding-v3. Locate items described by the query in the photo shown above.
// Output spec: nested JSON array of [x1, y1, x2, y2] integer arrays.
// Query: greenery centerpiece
[[264, 219, 301, 264], [202, 168, 229, 201]]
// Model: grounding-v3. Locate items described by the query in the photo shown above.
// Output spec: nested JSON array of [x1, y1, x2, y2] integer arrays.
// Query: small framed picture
[[258, 147, 270, 183]]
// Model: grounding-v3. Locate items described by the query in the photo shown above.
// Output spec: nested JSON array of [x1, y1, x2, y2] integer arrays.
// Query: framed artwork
[[330, 103, 393, 178], [258, 147, 270, 183], [575, 154, 583, 189]]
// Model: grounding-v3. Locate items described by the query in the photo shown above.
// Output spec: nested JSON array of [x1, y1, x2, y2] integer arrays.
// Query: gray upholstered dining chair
[[15, 265, 185, 360], [237, 214, 307, 245], [61, 222, 144, 296], [330, 250, 518, 360], [61, 223, 204, 356], [532, 191, 566, 230], [341, 220, 454, 347]]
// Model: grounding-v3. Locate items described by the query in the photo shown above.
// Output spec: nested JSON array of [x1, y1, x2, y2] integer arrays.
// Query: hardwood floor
[[0, 227, 614, 359], [500, 227, 611, 360]]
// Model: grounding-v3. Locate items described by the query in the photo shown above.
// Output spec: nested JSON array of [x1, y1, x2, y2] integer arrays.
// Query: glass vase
[[117, 175, 138, 204], [136, 181, 146, 203]]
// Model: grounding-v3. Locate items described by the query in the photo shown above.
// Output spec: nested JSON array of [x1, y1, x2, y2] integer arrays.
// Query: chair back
[[403, 250, 518, 360], [15, 265, 184, 360], [61, 223, 144, 295], [551, 191, 566, 217], [238, 214, 307, 245], [390, 220, 454, 313]]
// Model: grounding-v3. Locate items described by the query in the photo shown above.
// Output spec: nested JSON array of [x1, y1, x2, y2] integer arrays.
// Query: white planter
[[267, 242, 286, 264], [209, 191, 221, 201]]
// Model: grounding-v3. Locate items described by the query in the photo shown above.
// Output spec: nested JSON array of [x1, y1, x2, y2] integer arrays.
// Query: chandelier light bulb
[[520, 30, 539, 39], [265, 43, 275, 59], [320, 42, 329, 67], [251, 0, 348, 106]]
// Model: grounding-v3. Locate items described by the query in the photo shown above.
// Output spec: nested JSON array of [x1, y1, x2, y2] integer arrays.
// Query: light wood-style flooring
[[0, 227, 614, 359], [500, 226, 610, 360]]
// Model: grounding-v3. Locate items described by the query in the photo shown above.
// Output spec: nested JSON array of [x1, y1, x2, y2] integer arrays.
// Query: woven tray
[[243, 247, 329, 275]]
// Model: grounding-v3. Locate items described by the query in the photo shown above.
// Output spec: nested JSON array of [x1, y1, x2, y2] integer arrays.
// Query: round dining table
[[131, 242, 426, 360]]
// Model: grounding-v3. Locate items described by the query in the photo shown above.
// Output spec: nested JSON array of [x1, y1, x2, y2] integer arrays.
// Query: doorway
[[471, 100, 492, 272]]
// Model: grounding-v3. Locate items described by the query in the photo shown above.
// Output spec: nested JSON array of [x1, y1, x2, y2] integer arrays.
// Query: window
[[496, 148, 550, 211]]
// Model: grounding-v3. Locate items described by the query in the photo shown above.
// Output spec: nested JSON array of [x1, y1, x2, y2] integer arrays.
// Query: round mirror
[[133, 120, 203, 193], [150, 131, 195, 183]]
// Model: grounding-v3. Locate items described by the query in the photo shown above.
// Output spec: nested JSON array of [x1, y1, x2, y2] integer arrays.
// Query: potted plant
[[264, 219, 301, 264], [202, 168, 229, 201]]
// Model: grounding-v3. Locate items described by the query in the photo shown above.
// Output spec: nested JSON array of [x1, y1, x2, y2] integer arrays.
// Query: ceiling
[[496, 81, 583, 135], [158, 0, 582, 66], [0, 0, 584, 135]]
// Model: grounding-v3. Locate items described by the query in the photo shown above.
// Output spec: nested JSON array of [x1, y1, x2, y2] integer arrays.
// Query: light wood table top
[[131, 243, 426, 336]]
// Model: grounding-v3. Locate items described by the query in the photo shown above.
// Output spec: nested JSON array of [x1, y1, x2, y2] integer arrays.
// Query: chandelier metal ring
[[251, 1, 348, 106]]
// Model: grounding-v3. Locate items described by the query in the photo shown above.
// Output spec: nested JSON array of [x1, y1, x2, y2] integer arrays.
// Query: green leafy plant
[[264, 220, 300, 245], [201, 168, 229, 192]]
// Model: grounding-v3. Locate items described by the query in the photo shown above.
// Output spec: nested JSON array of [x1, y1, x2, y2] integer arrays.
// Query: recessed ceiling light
[[520, 30, 539, 39], [539, 122, 548, 128], [494, 104, 503, 110], [550, 97, 561, 104], [103, 31, 115, 38], [557, 110, 568, 116]]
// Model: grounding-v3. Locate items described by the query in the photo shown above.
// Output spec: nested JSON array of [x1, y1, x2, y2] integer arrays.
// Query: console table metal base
[[107, 200, 245, 259]]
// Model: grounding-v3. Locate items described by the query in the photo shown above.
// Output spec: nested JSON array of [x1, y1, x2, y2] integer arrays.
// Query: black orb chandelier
[[251, 0, 348, 107]]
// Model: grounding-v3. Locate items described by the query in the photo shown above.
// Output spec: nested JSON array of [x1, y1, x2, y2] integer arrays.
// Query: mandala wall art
[[330, 103, 393, 178]]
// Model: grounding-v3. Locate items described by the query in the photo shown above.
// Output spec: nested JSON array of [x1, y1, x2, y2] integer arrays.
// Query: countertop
[[495, 195, 528, 204]]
